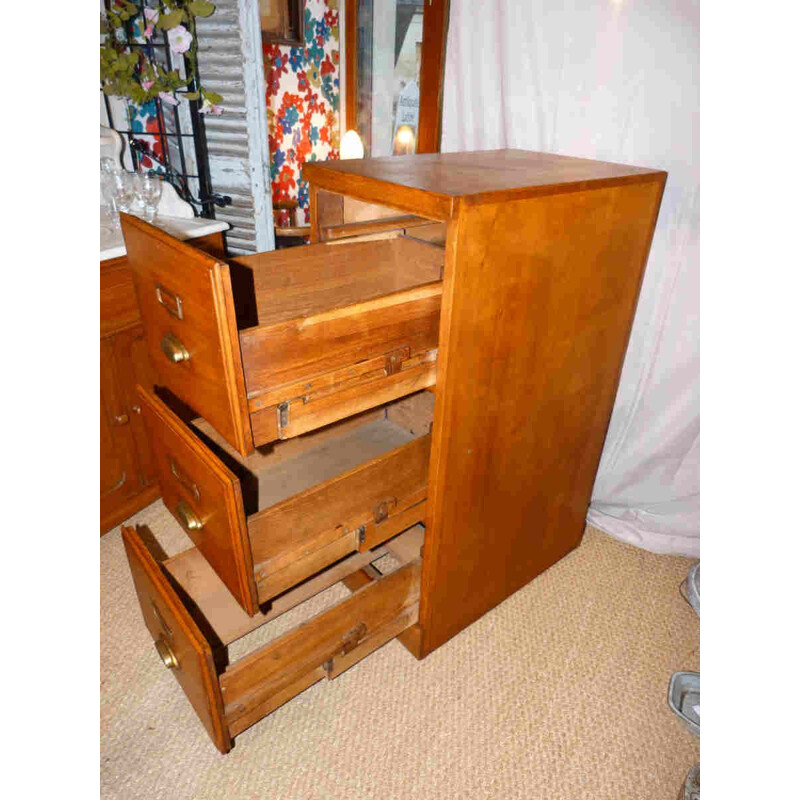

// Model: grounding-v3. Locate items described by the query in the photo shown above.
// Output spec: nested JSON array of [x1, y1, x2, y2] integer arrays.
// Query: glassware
[[100, 156, 119, 175], [100, 170, 121, 231], [137, 172, 163, 223], [115, 171, 137, 214]]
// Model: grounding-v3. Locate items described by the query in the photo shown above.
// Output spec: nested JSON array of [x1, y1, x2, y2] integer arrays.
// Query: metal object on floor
[[680, 562, 700, 616], [669, 671, 700, 737], [680, 763, 700, 800]]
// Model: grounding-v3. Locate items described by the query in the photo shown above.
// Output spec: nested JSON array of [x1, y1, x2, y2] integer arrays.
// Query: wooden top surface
[[302, 149, 665, 220]]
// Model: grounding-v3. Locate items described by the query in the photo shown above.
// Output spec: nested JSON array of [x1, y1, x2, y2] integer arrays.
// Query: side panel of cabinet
[[418, 178, 666, 655]]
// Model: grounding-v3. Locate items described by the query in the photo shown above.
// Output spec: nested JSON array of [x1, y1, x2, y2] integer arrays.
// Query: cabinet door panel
[[118, 326, 158, 487], [100, 336, 140, 501]]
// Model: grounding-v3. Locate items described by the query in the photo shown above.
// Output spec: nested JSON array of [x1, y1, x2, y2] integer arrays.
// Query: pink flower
[[144, 7, 158, 37], [142, 80, 154, 91], [199, 99, 223, 116], [167, 25, 193, 54], [159, 91, 179, 106]]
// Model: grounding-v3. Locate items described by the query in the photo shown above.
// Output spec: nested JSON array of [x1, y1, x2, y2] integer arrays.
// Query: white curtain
[[441, 0, 699, 556]]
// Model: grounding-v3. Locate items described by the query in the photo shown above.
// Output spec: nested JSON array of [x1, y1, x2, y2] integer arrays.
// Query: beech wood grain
[[418, 176, 667, 654], [303, 149, 663, 221]]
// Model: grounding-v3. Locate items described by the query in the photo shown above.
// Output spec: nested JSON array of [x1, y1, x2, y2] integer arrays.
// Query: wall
[[263, 0, 341, 223]]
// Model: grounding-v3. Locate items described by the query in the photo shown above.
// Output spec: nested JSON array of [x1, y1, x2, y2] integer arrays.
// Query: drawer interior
[[165, 525, 423, 742], [314, 191, 447, 245], [125, 522, 423, 752], [219, 544, 421, 738], [191, 399, 432, 606], [121, 214, 442, 457], [143, 385, 434, 617], [235, 234, 443, 443], [163, 525, 424, 651], [230, 236, 444, 328]]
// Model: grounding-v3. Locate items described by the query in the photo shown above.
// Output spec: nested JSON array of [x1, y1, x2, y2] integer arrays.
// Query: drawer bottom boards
[[123, 524, 423, 753]]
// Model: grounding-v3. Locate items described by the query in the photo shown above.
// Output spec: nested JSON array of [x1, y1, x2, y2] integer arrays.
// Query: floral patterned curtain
[[263, 0, 341, 224]]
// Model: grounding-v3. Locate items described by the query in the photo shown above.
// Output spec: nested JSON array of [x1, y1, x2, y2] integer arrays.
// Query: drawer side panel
[[220, 559, 421, 729]]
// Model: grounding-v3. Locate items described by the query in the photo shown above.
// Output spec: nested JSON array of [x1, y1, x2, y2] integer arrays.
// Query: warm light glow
[[340, 129, 365, 160], [393, 125, 416, 155]]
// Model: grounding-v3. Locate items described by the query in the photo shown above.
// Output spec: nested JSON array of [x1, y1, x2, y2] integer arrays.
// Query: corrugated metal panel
[[196, 0, 274, 255]]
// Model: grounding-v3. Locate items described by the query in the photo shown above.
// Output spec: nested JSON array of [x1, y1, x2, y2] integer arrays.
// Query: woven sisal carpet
[[101, 500, 699, 800]]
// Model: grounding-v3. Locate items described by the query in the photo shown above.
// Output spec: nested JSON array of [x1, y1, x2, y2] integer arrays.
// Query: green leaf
[[184, 91, 201, 101], [157, 10, 185, 30], [204, 90, 222, 105], [188, 1, 215, 18]]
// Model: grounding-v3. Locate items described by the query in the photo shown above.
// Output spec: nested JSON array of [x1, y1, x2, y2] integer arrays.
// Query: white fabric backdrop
[[440, 0, 699, 556]]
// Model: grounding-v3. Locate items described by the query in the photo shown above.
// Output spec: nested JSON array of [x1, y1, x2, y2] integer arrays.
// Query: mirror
[[345, 0, 449, 156]]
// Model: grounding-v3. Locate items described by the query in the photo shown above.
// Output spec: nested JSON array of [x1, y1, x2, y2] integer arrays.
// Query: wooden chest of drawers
[[119, 149, 666, 752]]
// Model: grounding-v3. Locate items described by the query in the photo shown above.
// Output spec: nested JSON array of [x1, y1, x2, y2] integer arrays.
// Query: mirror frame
[[343, 0, 450, 155]]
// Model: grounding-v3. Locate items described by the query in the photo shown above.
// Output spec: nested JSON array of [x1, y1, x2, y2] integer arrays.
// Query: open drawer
[[121, 213, 442, 457], [122, 523, 423, 753], [137, 385, 430, 616]]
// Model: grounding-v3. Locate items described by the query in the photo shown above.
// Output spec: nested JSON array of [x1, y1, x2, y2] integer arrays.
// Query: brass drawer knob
[[155, 636, 179, 670], [161, 333, 190, 364], [175, 499, 203, 532], [113, 413, 130, 426]]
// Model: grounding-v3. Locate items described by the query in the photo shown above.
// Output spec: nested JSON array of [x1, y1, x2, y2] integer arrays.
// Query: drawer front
[[121, 213, 254, 457], [122, 525, 231, 753], [137, 386, 259, 617]]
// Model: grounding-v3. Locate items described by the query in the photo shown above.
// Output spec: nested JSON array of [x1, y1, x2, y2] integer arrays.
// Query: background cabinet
[[100, 257, 159, 534]]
